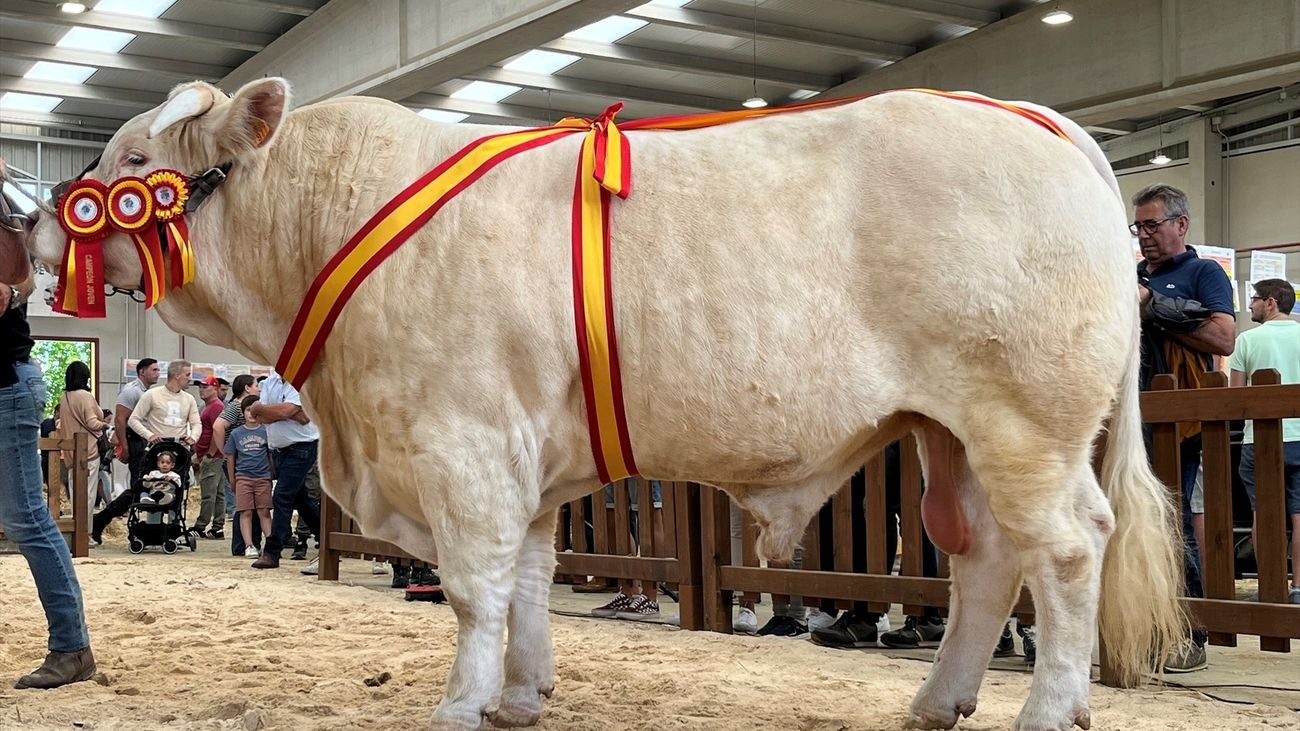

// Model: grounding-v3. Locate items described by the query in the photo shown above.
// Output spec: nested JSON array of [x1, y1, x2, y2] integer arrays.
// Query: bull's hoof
[[487, 684, 551, 728], [1012, 707, 1091, 731], [904, 699, 976, 730]]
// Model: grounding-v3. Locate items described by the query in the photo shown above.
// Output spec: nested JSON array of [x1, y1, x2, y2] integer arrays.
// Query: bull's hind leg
[[492, 509, 559, 728], [963, 435, 1111, 731], [424, 457, 532, 730], [907, 455, 1022, 729]]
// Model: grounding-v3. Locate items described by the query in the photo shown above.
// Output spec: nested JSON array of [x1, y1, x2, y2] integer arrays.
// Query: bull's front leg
[[492, 510, 560, 728], [425, 458, 532, 730]]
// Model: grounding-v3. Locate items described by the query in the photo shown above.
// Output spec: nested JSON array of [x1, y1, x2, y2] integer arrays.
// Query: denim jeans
[[264, 440, 321, 558], [0, 361, 91, 653]]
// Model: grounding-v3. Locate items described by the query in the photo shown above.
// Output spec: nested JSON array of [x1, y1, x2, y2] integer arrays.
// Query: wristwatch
[[5, 284, 20, 311]]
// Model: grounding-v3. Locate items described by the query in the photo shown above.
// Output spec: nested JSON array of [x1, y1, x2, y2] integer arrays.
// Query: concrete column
[[1185, 118, 1224, 245]]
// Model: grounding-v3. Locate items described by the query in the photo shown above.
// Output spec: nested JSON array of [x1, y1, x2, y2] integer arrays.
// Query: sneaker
[[993, 623, 1016, 657], [371, 560, 389, 575], [290, 539, 309, 561], [807, 608, 837, 632], [876, 614, 891, 634], [138, 495, 155, 505], [591, 592, 633, 617], [883, 616, 947, 649], [300, 557, 319, 576], [615, 595, 660, 620], [1163, 640, 1207, 673], [810, 611, 877, 648], [1290, 587, 1300, 604], [206, 529, 224, 539], [734, 607, 759, 634], [391, 565, 411, 589], [243, 546, 259, 558], [1017, 623, 1037, 666], [756, 615, 810, 639]]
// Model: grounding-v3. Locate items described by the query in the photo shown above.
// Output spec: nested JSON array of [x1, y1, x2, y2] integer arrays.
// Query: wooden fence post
[[1250, 369, 1290, 652], [319, 492, 341, 581], [1198, 371, 1237, 647], [673, 482, 705, 630]]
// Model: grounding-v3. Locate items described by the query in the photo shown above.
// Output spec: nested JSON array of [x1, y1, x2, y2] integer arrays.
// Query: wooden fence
[[0, 433, 90, 558], [317, 374, 1300, 682]]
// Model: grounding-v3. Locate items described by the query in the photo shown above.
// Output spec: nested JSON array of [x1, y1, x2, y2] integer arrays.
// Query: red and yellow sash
[[276, 89, 1070, 482]]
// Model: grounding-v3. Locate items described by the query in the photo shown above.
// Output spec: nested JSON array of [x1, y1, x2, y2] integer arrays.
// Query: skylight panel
[[57, 27, 134, 53], [644, 0, 691, 7], [24, 61, 96, 85], [418, 109, 470, 124], [2, 182, 39, 215], [93, 0, 175, 18], [502, 50, 579, 76], [450, 81, 521, 103], [1, 92, 64, 113], [789, 89, 819, 101], [564, 16, 648, 43]]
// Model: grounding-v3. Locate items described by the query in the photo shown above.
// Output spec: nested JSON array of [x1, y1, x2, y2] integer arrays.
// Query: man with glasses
[[1231, 279, 1300, 605], [1132, 184, 1235, 673]]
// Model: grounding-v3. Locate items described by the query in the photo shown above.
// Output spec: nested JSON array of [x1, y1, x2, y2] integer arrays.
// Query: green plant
[[31, 339, 95, 419]]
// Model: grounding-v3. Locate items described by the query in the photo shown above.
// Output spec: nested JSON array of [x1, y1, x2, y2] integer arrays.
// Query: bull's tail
[[1097, 330, 1187, 686]]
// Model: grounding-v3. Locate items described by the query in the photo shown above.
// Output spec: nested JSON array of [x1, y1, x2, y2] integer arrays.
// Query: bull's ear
[[212, 78, 291, 159], [148, 84, 216, 139]]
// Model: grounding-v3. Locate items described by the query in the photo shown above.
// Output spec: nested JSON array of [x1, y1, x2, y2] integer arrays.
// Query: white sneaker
[[876, 614, 891, 633], [371, 560, 388, 575], [807, 608, 837, 632], [243, 546, 259, 557], [734, 607, 759, 634], [300, 557, 319, 576]]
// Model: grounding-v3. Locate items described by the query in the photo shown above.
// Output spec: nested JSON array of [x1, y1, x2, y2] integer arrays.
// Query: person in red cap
[[191, 375, 227, 538]]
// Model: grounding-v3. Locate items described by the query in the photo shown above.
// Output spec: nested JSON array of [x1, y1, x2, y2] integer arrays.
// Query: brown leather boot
[[15, 647, 96, 689], [251, 552, 280, 569]]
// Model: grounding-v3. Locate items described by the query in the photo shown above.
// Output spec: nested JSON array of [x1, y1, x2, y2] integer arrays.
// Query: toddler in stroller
[[126, 440, 197, 554]]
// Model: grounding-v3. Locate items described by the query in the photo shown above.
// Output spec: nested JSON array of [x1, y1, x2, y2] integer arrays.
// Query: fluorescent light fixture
[[742, 96, 767, 109], [57, 27, 135, 53], [1, 92, 64, 113], [450, 81, 521, 103], [418, 109, 469, 124], [94, 0, 175, 18], [564, 16, 648, 43], [1149, 152, 1171, 165], [1041, 9, 1073, 25], [59, 2, 86, 12], [502, 50, 579, 76], [24, 61, 96, 84], [789, 89, 819, 101]]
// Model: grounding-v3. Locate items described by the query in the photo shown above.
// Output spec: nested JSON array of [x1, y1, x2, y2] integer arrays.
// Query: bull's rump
[[595, 92, 1133, 480]]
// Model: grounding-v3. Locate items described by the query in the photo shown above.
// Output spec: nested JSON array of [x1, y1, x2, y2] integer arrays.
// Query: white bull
[[24, 79, 1184, 731]]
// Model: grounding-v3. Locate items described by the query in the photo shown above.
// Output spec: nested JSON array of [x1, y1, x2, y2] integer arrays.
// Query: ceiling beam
[[836, 0, 998, 29], [0, 110, 126, 134], [0, 0, 274, 53], [543, 38, 838, 89], [1083, 121, 1137, 136], [0, 75, 158, 110], [0, 38, 226, 81], [464, 67, 739, 111], [624, 5, 914, 62], [0, 130, 106, 149], [207, 0, 316, 16], [404, 93, 556, 125]]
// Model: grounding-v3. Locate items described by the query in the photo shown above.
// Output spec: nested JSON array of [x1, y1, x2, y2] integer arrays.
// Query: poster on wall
[[1197, 245, 1234, 278], [249, 365, 273, 379], [1250, 251, 1286, 281], [225, 364, 251, 378], [191, 362, 218, 380]]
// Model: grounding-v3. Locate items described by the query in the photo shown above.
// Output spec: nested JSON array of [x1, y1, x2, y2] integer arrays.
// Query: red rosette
[[144, 169, 189, 221], [107, 177, 154, 233], [57, 179, 109, 239]]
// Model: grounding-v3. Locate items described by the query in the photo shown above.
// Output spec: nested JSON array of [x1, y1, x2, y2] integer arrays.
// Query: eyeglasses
[[1129, 216, 1181, 236], [1250, 296, 1273, 303]]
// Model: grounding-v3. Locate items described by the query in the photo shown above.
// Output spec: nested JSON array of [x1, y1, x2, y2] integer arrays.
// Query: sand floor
[[1, 538, 1298, 731]]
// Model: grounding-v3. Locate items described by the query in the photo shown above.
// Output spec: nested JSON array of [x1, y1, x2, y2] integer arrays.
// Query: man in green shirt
[[1230, 278, 1300, 604]]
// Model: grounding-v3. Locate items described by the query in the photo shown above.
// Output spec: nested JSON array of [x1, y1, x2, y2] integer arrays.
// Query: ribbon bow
[[557, 103, 632, 200]]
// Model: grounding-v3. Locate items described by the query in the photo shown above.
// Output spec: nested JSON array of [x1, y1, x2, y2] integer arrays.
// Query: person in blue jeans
[[0, 276, 96, 689], [248, 371, 320, 570]]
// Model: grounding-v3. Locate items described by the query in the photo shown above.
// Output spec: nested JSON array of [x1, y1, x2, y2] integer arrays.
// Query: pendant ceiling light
[[1149, 116, 1170, 165], [743, 1, 766, 109]]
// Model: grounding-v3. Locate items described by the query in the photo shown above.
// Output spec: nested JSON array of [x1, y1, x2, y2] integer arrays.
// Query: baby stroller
[[126, 440, 197, 554]]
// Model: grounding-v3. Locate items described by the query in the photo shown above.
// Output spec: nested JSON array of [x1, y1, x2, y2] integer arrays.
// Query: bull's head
[[23, 77, 290, 292]]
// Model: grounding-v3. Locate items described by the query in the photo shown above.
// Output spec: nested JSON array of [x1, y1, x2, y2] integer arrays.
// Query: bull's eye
[[125, 152, 147, 166]]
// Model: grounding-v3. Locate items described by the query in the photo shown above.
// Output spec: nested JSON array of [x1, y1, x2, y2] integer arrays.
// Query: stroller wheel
[[128, 539, 145, 554], [162, 539, 178, 554]]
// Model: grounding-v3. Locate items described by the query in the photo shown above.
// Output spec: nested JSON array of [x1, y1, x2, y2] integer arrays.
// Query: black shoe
[[290, 540, 308, 561], [391, 565, 411, 589], [756, 615, 809, 639], [1017, 623, 1036, 666], [811, 611, 877, 648], [90, 532, 103, 546], [882, 616, 946, 649], [994, 623, 1016, 657], [206, 529, 224, 539]]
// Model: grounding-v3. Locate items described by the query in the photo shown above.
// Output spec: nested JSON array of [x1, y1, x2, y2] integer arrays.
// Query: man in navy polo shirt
[[1133, 183, 1234, 673]]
